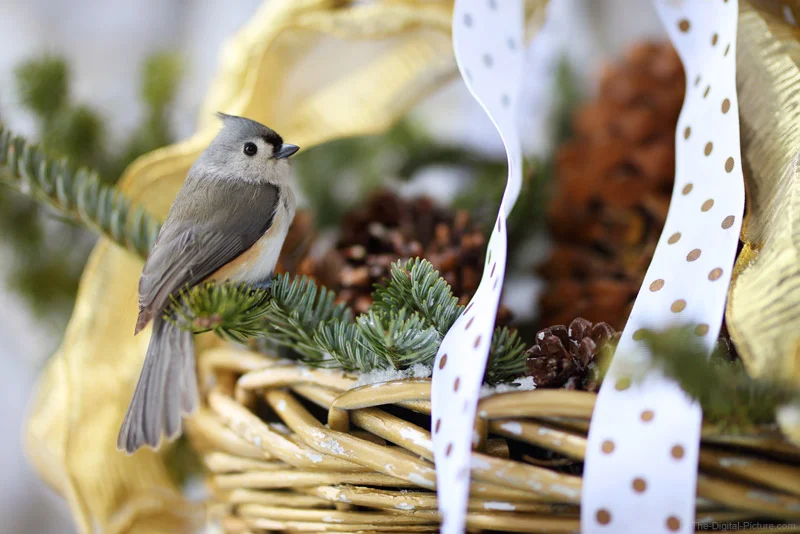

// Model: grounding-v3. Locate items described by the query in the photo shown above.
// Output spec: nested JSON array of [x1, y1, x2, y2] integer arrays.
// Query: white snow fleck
[[719, 457, 751, 468], [276, 399, 287, 412], [471, 457, 491, 470], [322, 516, 343, 523], [408, 474, 435, 488], [480, 376, 535, 397], [550, 484, 580, 500], [747, 490, 781, 504], [500, 422, 522, 435], [399, 428, 433, 451], [352, 363, 432, 387], [395, 502, 415, 510], [483, 502, 515, 511], [318, 438, 345, 455], [307, 453, 323, 463]]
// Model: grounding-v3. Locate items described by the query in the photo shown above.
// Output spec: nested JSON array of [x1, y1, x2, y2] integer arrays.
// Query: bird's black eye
[[243, 142, 258, 156]]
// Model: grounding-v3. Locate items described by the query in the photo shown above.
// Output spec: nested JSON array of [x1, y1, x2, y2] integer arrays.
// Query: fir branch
[[356, 309, 440, 370], [642, 327, 800, 431], [486, 326, 528, 384], [167, 258, 530, 382], [167, 282, 272, 343], [0, 123, 160, 259], [371, 258, 463, 333]]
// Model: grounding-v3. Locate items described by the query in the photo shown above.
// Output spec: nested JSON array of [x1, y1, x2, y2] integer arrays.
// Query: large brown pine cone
[[525, 318, 618, 392], [538, 42, 685, 330]]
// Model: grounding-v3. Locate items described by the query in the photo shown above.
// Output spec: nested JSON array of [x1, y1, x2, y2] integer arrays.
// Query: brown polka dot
[[615, 377, 631, 391], [703, 85, 711, 98], [596, 509, 612, 525], [465, 317, 474, 330], [601, 440, 615, 454], [490, 262, 496, 277], [473, 335, 482, 349], [641, 410, 655, 422], [708, 267, 723, 281], [711, 33, 718, 46], [445, 442, 453, 456], [438, 354, 448, 369], [724, 43, 731, 56], [435, 418, 442, 433], [497, 218, 502, 232], [678, 19, 690, 32], [668, 232, 681, 244], [687, 249, 701, 262], [722, 98, 731, 113], [493, 278, 499, 290], [725, 157, 735, 172], [666, 516, 681, 531], [465, 302, 474, 313], [682, 183, 693, 195], [632, 329, 647, 341], [649, 279, 665, 292], [453, 377, 460, 392], [683, 126, 691, 139], [722, 215, 735, 229], [701, 199, 714, 212], [671, 299, 687, 313], [694, 75, 701, 87], [671, 444, 685, 459], [694, 324, 710, 336], [632, 477, 647, 493], [704, 142, 713, 156]]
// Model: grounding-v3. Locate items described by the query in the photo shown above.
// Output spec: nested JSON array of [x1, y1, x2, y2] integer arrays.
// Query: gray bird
[[117, 113, 299, 453]]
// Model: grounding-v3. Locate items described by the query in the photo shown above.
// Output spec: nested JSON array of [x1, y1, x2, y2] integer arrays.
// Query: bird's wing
[[135, 178, 280, 333]]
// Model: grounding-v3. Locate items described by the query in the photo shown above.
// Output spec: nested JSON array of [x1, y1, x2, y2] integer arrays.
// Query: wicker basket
[[189, 348, 800, 533]]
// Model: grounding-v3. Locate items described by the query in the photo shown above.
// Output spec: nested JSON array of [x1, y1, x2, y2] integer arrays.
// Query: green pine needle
[[356, 309, 441, 370], [372, 258, 463, 333], [642, 327, 800, 431], [0, 123, 161, 259]]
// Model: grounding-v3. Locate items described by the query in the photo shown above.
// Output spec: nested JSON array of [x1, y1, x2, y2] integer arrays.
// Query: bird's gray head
[[196, 113, 299, 184]]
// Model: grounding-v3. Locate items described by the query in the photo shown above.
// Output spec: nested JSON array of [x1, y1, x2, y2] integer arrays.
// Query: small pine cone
[[525, 318, 617, 392]]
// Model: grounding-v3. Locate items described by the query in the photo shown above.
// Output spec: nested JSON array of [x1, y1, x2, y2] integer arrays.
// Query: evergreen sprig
[[0, 123, 160, 259], [166, 259, 527, 383], [642, 327, 800, 431]]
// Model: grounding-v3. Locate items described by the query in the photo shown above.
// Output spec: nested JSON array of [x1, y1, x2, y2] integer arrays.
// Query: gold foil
[[727, 2, 800, 441]]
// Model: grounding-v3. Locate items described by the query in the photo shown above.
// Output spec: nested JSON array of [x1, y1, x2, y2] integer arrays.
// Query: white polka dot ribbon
[[582, 2, 744, 533], [431, 1, 524, 532]]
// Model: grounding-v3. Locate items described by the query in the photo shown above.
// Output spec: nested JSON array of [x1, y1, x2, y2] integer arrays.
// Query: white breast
[[225, 186, 296, 284]]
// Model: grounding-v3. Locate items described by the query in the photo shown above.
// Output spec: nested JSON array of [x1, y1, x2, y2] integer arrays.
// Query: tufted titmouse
[[117, 114, 299, 453]]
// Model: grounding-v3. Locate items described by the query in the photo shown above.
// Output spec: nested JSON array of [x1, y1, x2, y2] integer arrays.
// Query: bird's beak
[[276, 143, 300, 159]]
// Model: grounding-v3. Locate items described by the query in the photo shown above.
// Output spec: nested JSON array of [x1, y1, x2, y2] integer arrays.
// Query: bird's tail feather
[[117, 316, 198, 453]]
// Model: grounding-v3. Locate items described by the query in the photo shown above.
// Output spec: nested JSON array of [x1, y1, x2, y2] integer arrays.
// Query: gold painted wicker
[[190, 348, 800, 533]]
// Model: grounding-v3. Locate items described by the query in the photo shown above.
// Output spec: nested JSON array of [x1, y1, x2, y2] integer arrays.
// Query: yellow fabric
[[727, 1, 800, 444]]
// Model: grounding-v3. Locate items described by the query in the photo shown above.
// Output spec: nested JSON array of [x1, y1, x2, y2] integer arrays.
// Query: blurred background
[[0, 0, 667, 531]]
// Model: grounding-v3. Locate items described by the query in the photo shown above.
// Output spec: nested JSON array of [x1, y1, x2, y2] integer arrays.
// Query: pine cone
[[539, 42, 685, 329], [526, 318, 617, 392], [299, 190, 505, 318]]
